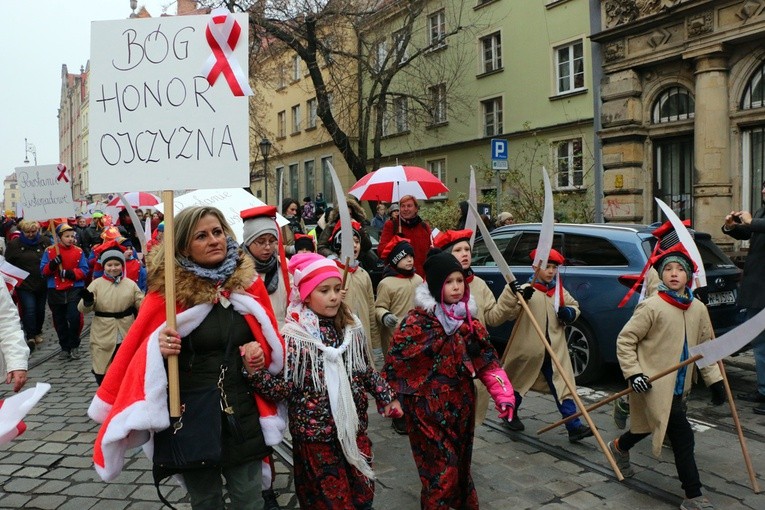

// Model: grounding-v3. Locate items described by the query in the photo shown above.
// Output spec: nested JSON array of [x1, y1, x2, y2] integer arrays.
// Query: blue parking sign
[[491, 139, 508, 160]]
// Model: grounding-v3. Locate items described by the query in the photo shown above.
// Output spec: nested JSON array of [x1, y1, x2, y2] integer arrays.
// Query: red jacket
[[40, 244, 88, 291]]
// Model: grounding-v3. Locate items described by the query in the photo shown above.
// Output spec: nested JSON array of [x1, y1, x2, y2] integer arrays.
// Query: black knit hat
[[424, 249, 464, 301], [294, 234, 315, 253]]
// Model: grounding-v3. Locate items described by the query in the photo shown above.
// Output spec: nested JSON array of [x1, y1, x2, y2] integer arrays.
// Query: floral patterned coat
[[383, 284, 501, 398], [250, 315, 395, 443]]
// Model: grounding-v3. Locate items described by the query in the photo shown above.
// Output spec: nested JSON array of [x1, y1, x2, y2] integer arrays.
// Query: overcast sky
[[0, 1, 173, 181]]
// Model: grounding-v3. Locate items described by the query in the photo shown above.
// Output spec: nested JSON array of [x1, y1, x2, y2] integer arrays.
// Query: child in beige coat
[[78, 250, 143, 385], [608, 245, 724, 510]]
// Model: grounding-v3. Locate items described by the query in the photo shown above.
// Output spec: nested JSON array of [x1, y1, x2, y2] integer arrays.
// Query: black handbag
[[152, 315, 238, 509]]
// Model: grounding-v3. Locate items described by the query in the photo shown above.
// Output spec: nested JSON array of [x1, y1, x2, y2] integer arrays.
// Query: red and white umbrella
[[107, 192, 161, 209], [348, 165, 449, 203]]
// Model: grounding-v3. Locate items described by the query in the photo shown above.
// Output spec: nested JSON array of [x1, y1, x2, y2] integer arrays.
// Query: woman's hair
[[282, 198, 299, 215], [18, 220, 40, 232], [147, 207, 234, 275]]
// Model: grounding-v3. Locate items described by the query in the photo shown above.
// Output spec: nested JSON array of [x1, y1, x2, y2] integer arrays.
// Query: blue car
[[472, 223, 741, 384]]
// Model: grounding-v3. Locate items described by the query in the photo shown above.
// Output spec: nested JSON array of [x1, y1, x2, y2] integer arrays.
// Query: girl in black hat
[[382, 250, 515, 509]]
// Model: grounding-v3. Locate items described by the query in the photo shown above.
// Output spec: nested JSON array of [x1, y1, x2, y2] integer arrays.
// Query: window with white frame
[[304, 159, 315, 199], [428, 10, 446, 48], [393, 28, 409, 64], [555, 40, 584, 94], [277, 111, 286, 138], [321, 156, 335, 203], [307, 98, 318, 129], [291, 105, 301, 133], [652, 87, 695, 123], [276, 64, 286, 89], [373, 40, 388, 72], [394, 96, 408, 133], [380, 100, 390, 137], [292, 55, 301, 81], [482, 97, 503, 137], [430, 83, 447, 124], [289, 163, 299, 199], [427, 158, 447, 198], [480, 32, 502, 73], [555, 138, 584, 189]]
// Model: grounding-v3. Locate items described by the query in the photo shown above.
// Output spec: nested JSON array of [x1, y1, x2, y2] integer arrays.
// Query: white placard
[[88, 12, 250, 193], [157, 188, 288, 243], [15, 165, 75, 221]]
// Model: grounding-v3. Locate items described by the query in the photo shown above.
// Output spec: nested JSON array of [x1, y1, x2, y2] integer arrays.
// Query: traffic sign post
[[491, 139, 509, 215]]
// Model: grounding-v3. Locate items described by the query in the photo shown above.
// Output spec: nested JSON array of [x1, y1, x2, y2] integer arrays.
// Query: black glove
[[60, 270, 76, 280], [557, 306, 576, 324], [628, 373, 652, 394], [509, 280, 523, 295], [48, 255, 62, 271], [694, 286, 709, 306], [709, 380, 726, 406], [522, 285, 535, 302], [81, 289, 94, 306]]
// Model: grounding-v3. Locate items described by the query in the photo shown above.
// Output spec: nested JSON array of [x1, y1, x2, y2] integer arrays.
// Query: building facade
[[593, 0, 765, 248], [3, 173, 19, 216], [360, 0, 598, 220]]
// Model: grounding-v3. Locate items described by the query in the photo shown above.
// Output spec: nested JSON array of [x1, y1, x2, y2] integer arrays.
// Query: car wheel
[[565, 320, 602, 385]]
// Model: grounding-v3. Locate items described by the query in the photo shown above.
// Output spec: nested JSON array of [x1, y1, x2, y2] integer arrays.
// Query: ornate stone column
[[688, 48, 732, 243]]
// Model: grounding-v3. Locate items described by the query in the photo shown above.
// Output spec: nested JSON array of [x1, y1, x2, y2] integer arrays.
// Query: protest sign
[[156, 188, 288, 243], [88, 12, 250, 193], [15, 165, 75, 221]]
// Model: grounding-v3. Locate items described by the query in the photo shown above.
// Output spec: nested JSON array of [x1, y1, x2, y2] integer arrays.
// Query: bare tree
[[212, 0, 473, 182]]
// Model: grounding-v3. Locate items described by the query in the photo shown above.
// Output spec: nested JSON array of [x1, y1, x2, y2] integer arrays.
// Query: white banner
[[15, 165, 75, 221], [156, 188, 288, 243], [88, 12, 250, 193]]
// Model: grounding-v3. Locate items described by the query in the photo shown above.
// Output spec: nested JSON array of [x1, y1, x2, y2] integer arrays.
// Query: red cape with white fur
[[88, 278, 285, 482]]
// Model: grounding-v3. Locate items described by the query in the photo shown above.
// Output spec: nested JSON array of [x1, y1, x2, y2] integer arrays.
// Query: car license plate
[[707, 290, 736, 306]]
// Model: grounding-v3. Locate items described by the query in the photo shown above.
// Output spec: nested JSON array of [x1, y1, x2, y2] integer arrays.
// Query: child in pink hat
[[245, 252, 402, 509]]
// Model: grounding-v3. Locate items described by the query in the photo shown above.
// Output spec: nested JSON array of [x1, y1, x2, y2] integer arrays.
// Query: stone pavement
[[1, 314, 764, 509]]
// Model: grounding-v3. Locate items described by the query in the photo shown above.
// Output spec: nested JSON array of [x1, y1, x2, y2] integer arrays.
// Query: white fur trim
[[230, 292, 284, 374], [88, 395, 112, 424], [414, 282, 477, 315], [93, 303, 212, 482], [261, 458, 273, 490]]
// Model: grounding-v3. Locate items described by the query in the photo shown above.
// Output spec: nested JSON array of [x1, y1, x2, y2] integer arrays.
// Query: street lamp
[[23, 138, 37, 165], [259, 137, 272, 204]]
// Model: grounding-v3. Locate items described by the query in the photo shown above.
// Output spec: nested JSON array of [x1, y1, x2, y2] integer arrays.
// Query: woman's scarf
[[285, 216, 304, 234], [399, 215, 423, 228], [657, 283, 693, 310], [19, 233, 41, 247], [177, 237, 239, 284], [281, 302, 373, 479], [255, 255, 279, 294], [434, 290, 473, 336]]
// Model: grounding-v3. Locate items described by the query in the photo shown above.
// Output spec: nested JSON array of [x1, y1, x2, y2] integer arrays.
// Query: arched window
[[742, 62, 765, 109], [652, 87, 695, 123]]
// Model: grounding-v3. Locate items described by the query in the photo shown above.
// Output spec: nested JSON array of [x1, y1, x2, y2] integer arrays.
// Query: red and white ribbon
[[201, 8, 253, 97], [56, 164, 69, 183]]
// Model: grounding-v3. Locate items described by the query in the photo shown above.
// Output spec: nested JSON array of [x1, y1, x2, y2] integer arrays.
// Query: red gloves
[[479, 368, 515, 422]]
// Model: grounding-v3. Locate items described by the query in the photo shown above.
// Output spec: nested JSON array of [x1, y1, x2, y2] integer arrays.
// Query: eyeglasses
[[252, 238, 278, 248]]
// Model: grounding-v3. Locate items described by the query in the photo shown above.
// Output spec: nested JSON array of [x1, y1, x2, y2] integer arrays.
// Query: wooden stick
[[500, 267, 540, 365], [717, 360, 760, 493], [515, 296, 625, 480], [537, 355, 702, 434], [49, 221, 60, 256], [341, 256, 350, 289], [162, 190, 180, 418]]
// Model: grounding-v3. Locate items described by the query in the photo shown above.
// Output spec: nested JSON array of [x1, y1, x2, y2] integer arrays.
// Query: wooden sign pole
[[162, 191, 180, 418]]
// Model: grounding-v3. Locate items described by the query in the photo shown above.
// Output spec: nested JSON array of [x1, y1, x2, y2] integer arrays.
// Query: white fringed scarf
[[282, 302, 374, 479]]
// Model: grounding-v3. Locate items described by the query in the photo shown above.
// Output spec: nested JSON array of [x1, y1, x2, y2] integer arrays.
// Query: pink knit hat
[[288, 252, 342, 302]]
